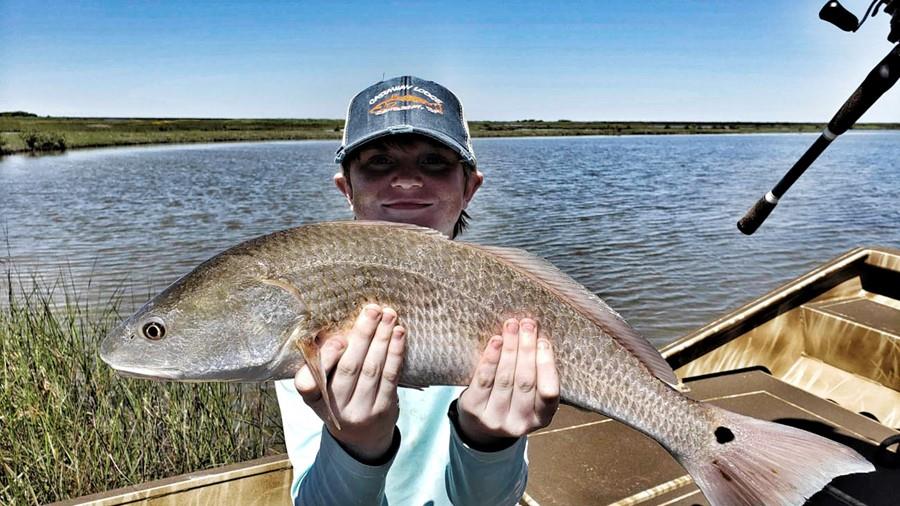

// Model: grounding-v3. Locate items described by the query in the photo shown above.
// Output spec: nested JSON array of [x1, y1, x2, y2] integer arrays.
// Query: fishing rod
[[737, 0, 900, 235]]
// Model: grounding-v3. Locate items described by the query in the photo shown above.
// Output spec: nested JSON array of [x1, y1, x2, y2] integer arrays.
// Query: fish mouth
[[110, 364, 184, 381]]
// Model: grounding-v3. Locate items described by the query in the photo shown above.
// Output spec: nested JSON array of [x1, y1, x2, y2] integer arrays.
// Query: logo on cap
[[368, 85, 444, 116]]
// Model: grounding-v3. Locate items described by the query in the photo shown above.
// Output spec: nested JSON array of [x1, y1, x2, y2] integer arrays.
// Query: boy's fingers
[[331, 304, 382, 406], [510, 319, 538, 419], [374, 325, 406, 413], [349, 307, 397, 409], [462, 335, 503, 412], [295, 338, 345, 406], [534, 338, 560, 425], [484, 319, 519, 420], [295, 364, 319, 402]]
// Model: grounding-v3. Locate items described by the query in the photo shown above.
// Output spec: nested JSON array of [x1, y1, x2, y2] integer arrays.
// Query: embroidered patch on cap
[[368, 85, 444, 116]]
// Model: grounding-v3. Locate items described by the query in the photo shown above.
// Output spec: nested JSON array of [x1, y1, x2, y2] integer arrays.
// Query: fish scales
[[254, 223, 711, 449], [101, 221, 875, 506]]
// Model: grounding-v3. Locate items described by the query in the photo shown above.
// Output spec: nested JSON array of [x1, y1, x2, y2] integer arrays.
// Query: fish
[[100, 220, 875, 506]]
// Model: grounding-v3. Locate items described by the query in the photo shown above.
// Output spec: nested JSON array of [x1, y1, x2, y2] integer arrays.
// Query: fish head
[[100, 254, 306, 382]]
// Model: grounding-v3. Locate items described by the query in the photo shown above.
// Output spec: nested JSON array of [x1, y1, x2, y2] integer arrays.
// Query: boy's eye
[[363, 155, 394, 170], [420, 154, 454, 171]]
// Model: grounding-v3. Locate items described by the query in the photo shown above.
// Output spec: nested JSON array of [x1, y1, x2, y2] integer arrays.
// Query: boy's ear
[[463, 170, 484, 207], [334, 172, 353, 209]]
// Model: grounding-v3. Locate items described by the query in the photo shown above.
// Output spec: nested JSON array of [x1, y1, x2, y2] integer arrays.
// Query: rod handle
[[828, 44, 900, 135], [737, 194, 778, 235]]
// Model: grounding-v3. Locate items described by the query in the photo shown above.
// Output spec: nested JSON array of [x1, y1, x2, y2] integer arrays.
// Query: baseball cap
[[334, 76, 476, 166]]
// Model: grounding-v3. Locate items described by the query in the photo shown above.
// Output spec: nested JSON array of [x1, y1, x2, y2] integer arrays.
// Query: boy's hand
[[456, 318, 560, 447], [295, 304, 406, 463]]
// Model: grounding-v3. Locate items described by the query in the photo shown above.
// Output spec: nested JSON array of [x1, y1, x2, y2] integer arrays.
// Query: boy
[[276, 76, 559, 505]]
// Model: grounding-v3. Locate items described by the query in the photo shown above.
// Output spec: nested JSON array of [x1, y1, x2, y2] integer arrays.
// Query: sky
[[1, 0, 898, 122]]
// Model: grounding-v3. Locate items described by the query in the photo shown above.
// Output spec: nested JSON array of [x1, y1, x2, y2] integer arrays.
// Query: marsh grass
[[2, 116, 898, 155], [0, 269, 285, 504], [0, 117, 344, 153]]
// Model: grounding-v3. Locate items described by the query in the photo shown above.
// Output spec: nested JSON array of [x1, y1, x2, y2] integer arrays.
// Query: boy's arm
[[445, 399, 529, 505], [446, 317, 560, 505], [276, 304, 406, 504], [276, 380, 400, 505]]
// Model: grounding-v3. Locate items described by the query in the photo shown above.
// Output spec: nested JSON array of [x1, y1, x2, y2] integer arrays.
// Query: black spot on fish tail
[[715, 426, 735, 444]]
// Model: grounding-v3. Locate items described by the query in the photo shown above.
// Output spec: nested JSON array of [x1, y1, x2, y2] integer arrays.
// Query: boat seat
[[523, 369, 899, 506], [779, 295, 900, 427], [802, 296, 900, 390]]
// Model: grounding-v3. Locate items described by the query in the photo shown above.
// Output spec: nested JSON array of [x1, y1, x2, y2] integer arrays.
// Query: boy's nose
[[391, 164, 424, 189]]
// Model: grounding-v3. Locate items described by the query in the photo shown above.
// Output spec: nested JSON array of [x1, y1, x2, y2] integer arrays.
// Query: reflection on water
[[2, 134, 898, 346]]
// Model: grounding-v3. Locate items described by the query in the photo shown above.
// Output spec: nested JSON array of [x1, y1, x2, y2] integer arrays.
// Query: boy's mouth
[[383, 201, 433, 210]]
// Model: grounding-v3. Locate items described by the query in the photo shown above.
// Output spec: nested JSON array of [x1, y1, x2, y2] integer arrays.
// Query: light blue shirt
[[276, 380, 528, 505]]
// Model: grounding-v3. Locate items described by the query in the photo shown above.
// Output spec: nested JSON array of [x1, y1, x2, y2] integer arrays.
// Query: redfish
[[100, 221, 874, 505]]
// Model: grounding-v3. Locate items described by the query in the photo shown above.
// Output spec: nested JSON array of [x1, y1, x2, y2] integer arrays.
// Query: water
[[2, 133, 898, 346]]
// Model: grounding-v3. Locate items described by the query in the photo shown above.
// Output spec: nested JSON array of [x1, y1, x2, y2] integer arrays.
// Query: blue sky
[[1, 1, 898, 121]]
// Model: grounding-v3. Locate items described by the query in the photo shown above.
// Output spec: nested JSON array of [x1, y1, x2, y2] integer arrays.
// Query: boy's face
[[334, 136, 483, 237]]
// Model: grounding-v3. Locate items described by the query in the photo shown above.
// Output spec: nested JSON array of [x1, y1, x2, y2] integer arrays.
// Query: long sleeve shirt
[[275, 380, 529, 505]]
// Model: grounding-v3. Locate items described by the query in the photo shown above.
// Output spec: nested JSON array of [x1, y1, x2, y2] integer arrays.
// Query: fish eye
[[141, 317, 167, 340]]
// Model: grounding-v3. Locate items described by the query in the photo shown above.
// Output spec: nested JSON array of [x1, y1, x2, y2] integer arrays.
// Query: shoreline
[[2, 116, 899, 154]]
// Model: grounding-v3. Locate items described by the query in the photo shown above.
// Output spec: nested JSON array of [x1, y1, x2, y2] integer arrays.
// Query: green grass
[[0, 270, 285, 504], [0, 117, 344, 153], [2, 116, 898, 154], [470, 120, 900, 136]]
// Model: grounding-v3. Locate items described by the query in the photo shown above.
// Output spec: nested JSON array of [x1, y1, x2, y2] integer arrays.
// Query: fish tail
[[676, 408, 874, 506]]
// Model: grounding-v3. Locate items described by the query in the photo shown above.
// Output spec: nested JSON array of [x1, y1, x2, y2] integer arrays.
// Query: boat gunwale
[[660, 246, 900, 369], [48, 454, 292, 506]]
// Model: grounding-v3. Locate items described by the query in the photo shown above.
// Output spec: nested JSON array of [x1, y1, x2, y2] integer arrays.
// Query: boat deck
[[667, 247, 900, 429], [524, 369, 899, 506], [59, 368, 898, 506]]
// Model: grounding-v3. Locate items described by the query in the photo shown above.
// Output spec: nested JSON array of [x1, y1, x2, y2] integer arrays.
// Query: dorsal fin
[[467, 243, 679, 386]]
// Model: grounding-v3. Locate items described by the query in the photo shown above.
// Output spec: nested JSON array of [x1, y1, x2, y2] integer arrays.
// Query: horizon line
[[1, 114, 898, 125]]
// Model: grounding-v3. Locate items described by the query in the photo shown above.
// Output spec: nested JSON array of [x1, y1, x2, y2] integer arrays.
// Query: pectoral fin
[[298, 336, 342, 431], [261, 276, 342, 428]]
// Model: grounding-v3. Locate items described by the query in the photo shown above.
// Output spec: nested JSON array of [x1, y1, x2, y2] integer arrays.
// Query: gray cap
[[335, 76, 476, 166]]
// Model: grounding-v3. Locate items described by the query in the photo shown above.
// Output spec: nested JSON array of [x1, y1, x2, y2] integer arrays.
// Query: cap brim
[[335, 126, 476, 166]]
